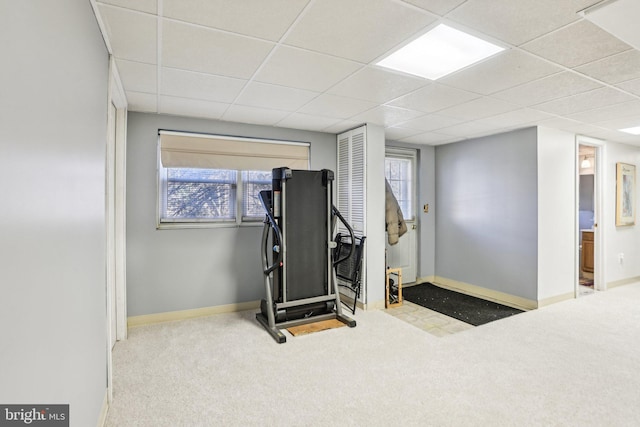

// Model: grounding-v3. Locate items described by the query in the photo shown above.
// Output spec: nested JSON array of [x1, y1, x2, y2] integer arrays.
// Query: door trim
[[106, 56, 128, 405]]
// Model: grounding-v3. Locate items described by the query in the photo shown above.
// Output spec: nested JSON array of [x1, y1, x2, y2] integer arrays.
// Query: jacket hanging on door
[[385, 179, 407, 245]]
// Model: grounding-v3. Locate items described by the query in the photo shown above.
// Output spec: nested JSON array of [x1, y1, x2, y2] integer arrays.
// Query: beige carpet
[[107, 282, 640, 426]]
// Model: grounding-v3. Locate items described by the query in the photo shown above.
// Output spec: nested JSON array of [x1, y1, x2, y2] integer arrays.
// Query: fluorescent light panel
[[619, 125, 640, 135], [376, 24, 505, 80]]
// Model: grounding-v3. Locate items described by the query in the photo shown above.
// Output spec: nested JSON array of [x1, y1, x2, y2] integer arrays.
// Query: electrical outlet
[[619, 253, 624, 264]]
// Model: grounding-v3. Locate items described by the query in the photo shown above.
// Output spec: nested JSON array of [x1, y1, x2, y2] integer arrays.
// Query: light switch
[[423, 204, 429, 213]]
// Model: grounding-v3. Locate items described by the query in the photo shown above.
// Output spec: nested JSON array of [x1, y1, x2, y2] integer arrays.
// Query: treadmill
[[257, 167, 357, 343]]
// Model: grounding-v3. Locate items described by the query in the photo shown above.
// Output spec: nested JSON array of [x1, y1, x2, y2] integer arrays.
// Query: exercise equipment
[[257, 167, 357, 343]]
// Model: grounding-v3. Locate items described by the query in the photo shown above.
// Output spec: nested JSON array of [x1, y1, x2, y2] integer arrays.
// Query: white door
[[385, 148, 417, 283]]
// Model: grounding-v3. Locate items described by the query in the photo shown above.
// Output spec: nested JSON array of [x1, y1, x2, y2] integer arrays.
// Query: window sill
[[156, 221, 264, 230]]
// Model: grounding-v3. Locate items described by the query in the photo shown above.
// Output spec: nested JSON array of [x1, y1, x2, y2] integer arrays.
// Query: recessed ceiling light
[[619, 126, 640, 135], [376, 24, 505, 80]]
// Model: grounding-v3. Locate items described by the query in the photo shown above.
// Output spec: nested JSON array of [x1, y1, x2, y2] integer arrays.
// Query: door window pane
[[385, 156, 414, 220]]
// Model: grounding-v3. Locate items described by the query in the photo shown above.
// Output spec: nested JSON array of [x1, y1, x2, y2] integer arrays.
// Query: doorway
[[385, 147, 417, 284], [578, 144, 596, 296], [576, 137, 604, 297]]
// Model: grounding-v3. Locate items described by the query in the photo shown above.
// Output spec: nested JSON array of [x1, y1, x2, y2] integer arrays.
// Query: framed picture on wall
[[616, 162, 636, 226]]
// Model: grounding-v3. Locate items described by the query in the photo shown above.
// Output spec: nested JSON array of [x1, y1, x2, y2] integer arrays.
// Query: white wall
[[0, 1, 109, 425], [537, 127, 576, 302], [604, 141, 640, 284], [364, 124, 387, 305]]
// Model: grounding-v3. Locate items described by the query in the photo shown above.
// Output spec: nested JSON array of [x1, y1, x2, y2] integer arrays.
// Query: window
[[165, 168, 237, 221], [242, 170, 272, 220], [157, 131, 309, 228], [385, 150, 415, 221]]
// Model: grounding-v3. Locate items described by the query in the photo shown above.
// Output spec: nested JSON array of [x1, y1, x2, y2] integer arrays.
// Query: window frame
[[156, 133, 309, 230], [158, 165, 272, 230]]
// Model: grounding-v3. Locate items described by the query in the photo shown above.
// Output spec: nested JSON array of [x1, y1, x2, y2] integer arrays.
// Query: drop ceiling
[[92, 0, 640, 146]]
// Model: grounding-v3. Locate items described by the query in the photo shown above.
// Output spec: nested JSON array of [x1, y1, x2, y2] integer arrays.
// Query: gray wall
[[0, 2, 109, 425], [434, 128, 539, 300], [127, 112, 337, 316]]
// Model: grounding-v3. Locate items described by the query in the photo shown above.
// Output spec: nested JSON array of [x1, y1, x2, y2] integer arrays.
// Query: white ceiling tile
[[350, 105, 425, 127], [235, 82, 319, 111], [328, 67, 428, 103], [447, 0, 596, 45], [589, 114, 640, 132], [97, 0, 157, 14], [436, 121, 499, 138], [254, 46, 362, 92], [440, 50, 561, 95], [567, 101, 640, 125], [162, 20, 274, 79], [522, 21, 632, 68], [98, 4, 157, 64], [322, 120, 362, 134], [491, 72, 602, 106], [616, 78, 640, 97], [400, 132, 460, 145], [575, 50, 640, 85], [276, 113, 342, 132], [160, 68, 246, 103], [298, 94, 377, 119], [283, 0, 437, 63], [163, 0, 309, 41], [587, 129, 640, 145], [538, 117, 609, 135], [115, 59, 157, 93], [222, 105, 290, 126], [126, 91, 157, 112], [532, 87, 636, 116], [395, 114, 464, 131], [387, 83, 480, 113], [400, 0, 466, 16], [384, 126, 425, 141], [437, 97, 519, 121], [158, 95, 229, 119], [476, 108, 554, 128]]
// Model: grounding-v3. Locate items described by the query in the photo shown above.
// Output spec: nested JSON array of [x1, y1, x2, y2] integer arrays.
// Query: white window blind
[[159, 130, 309, 171]]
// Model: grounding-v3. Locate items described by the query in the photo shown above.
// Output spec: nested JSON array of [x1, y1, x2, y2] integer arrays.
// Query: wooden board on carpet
[[287, 318, 346, 336]]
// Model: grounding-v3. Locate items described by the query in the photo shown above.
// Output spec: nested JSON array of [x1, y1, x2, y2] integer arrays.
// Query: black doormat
[[403, 283, 524, 326]]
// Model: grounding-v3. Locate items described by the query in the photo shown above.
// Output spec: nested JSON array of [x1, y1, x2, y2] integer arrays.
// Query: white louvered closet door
[[337, 132, 351, 229], [336, 126, 367, 302]]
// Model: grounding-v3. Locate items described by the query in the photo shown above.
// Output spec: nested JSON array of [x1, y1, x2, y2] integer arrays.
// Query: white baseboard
[[97, 389, 109, 427], [128, 300, 261, 328], [538, 292, 574, 307], [415, 275, 435, 285], [432, 276, 538, 310], [607, 276, 640, 289], [365, 299, 387, 310], [128, 292, 397, 329], [339, 292, 386, 311]]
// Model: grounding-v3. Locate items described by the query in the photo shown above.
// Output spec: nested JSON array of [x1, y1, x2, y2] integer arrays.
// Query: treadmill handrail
[[259, 190, 283, 275], [332, 205, 355, 266]]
